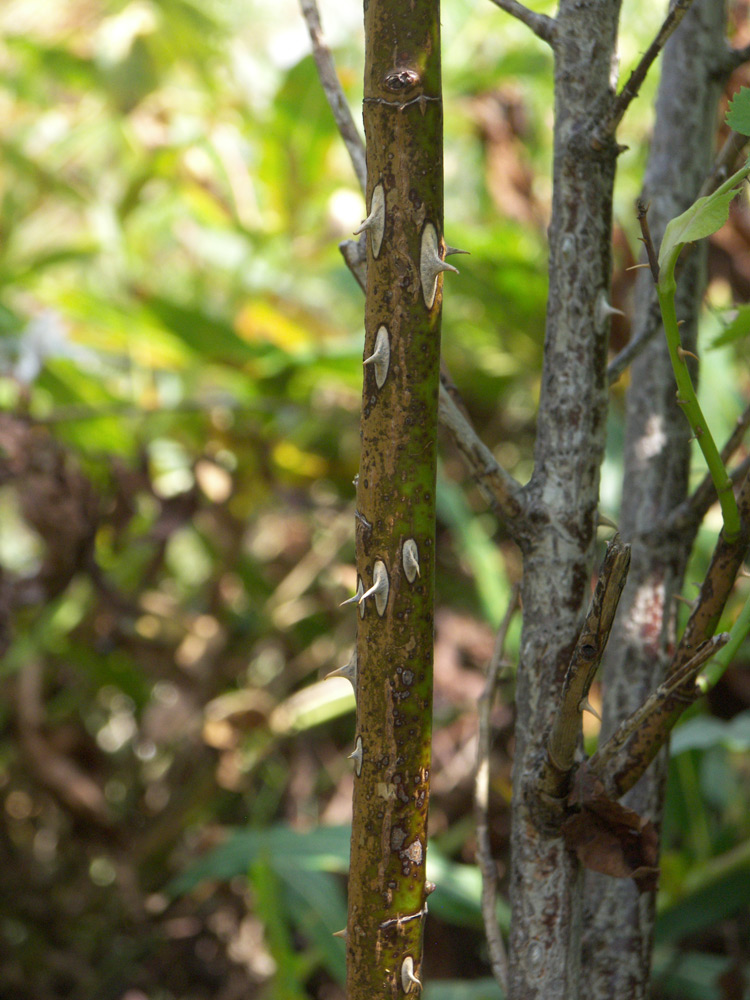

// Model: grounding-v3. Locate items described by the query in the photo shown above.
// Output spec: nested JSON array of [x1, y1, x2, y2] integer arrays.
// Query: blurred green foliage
[[0, 1, 749, 999]]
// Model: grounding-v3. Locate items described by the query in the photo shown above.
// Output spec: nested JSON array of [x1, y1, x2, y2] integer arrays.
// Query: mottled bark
[[345, 3, 444, 998], [507, 2, 622, 997], [582, 3, 729, 998]]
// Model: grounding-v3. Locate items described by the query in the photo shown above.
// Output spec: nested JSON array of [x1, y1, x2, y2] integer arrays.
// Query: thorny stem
[[300, 0, 525, 536], [474, 585, 519, 996]]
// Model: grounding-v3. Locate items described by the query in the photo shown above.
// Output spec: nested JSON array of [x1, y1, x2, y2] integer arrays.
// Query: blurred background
[[1, 1, 750, 998]]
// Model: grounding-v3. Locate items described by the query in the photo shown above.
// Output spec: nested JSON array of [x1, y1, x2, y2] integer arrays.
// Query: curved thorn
[[358, 559, 390, 616], [677, 346, 699, 362], [340, 578, 364, 607], [401, 956, 422, 994], [353, 182, 385, 257], [325, 650, 357, 689], [348, 736, 363, 776], [596, 290, 626, 326], [420, 222, 458, 309], [579, 697, 602, 723], [402, 538, 421, 583], [363, 325, 390, 389]]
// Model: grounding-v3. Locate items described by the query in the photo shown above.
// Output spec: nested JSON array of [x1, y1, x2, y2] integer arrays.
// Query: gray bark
[[507, 2, 622, 997], [582, 2, 728, 997]]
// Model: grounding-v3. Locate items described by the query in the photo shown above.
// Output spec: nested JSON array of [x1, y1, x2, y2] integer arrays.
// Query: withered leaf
[[563, 766, 659, 892]]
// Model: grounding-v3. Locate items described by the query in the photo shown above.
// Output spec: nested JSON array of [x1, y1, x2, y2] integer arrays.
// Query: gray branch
[[487, 0, 557, 45], [299, 0, 367, 194]]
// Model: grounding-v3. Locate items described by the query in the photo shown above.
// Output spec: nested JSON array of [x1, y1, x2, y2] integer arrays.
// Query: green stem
[[656, 278, 740, 540], [655, 161, 750, 541]]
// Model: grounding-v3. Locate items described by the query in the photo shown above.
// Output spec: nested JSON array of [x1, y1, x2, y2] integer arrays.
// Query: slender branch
[[474, 585, 519, 996], [487, 0, 557, 46], [591, 0, 698, 150], [669, 470, 750, 674], [299, 0, 367, 193], [339, 235, 367, 291], [589, 633, 728, 797], [541, 536, 630, 796], [697, 130, 748, 198], [438, 388, 525, 526], [607, 299, 662, 384], [636, 200, 660, 283]]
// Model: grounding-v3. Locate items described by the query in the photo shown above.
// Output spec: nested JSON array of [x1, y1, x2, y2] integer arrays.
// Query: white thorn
[[325, 650, 357, 689], [596, 290, 625, 326], [348, 736, 363, 776], [363, 325, 391, 389], [420, 223, 458, 309], [340, 578, 364, 607], [579, 697, 602, 723], [359, 559, 390, 616], [401, 957, 422, 994], [402, 539, 421, 583], [332, 928, 347, 939], [354, 182, 385, 258], [444, 244, 470, 257]]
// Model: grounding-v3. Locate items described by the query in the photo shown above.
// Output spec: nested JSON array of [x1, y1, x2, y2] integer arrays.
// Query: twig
[[339, 234, 367, 291], [487, 0, 557, 46], [589, 633, 728, 797], [668, 470, 750, 678], [474, 586, 519, 996], [607, 299, 663, 384], [438, 388, 525, 526], [636, 200, 659, 283], [298, 0, 367, 194], [542, 536, 631, 796], [697, 130, 748, 198], [591, 0, 697, 149]]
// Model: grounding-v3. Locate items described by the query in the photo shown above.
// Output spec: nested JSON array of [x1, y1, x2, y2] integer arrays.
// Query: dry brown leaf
[[563, 766, 659, 892]]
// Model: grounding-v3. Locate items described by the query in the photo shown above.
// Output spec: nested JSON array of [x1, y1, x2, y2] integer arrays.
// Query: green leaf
[[656, 865, 750, 943], [659, 184, 744, 271], [709, 304, 750, 349], [671, 710, 750, 756], [658, 187, 741, 269], [653, 949, 731, 1000], [726, 85, 750, 137]]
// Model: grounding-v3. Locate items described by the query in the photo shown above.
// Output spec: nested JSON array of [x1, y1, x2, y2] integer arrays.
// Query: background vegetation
[[1, 1, 749, 997]]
